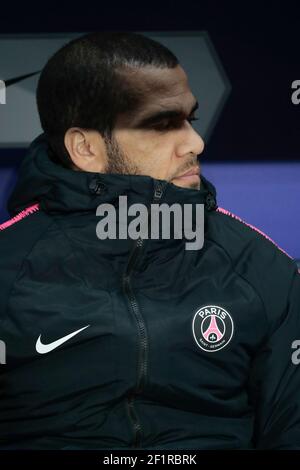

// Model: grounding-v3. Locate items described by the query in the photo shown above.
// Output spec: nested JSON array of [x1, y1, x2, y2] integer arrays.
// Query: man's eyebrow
[[134, 100, 199, 128]]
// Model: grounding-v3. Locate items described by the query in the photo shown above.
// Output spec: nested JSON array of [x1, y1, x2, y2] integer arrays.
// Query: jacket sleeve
[[249, 264, 300, 449]]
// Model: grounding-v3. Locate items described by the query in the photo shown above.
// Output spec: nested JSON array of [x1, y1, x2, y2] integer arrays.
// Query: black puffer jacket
[[0, 133, 300, 449]]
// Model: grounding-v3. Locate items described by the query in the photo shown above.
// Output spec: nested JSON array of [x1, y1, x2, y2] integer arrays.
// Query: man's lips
[[173, 166, 200, 179]]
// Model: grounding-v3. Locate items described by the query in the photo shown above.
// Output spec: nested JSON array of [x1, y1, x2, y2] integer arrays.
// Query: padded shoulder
[[0, 205, 53, 319]]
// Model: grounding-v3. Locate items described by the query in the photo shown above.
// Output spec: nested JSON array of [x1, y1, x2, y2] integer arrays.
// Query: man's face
[[103, 64, 205, 190]]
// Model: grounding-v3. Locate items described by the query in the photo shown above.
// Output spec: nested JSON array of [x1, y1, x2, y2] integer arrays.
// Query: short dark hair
[[36, 31, 179, 168]]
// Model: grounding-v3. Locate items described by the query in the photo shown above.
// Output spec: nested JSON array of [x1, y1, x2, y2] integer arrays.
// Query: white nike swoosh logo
[[36, 325, 90, 354]]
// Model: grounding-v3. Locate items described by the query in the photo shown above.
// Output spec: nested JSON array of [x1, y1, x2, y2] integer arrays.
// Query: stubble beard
[[103, 133, 140, 175], [103, 133, 201, 190]]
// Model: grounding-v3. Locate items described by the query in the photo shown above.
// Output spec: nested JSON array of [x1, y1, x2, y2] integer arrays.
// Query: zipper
[[123, 179, 167, 448]]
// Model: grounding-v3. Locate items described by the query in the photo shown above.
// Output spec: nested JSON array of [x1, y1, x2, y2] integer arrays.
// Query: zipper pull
[[153, 181, 167, 202]]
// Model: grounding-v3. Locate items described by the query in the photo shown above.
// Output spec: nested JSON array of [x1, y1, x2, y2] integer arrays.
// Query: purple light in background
[[203, 162, 300, 259]]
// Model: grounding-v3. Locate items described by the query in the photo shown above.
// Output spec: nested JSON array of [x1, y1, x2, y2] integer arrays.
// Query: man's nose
[[177, 125, 205, 158], [189, 126, 205, 156]]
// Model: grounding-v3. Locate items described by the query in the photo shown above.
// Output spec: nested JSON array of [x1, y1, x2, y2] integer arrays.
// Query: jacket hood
[[7, 133, 218, 216]]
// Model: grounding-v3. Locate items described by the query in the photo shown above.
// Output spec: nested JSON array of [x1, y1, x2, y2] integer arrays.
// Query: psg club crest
[[192, 305, 234, 352]]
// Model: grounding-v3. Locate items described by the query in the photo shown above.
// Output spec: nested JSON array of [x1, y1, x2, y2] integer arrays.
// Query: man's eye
[[153, 120, 177, 131], [153, 116, 199, 132], [187, 116, 199, 125]]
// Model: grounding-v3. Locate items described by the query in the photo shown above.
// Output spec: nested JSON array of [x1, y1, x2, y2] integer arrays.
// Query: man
[[0, 31, 299, 450]]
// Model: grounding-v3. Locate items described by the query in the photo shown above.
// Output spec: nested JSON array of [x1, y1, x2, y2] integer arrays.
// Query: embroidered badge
[[192, 305, 234, 352]]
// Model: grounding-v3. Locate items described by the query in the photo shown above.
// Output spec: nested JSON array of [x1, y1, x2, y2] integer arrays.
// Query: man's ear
[[64, 128, 107, 172]]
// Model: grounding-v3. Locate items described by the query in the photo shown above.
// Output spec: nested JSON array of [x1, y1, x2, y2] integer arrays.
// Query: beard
[[103, 133, 140, 175], [102, 132, 201, 190]]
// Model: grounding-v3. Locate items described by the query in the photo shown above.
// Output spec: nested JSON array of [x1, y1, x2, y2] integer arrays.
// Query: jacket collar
[[8, 133, 218, 216]]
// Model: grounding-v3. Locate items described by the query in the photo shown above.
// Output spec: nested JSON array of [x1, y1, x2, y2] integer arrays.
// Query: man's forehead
[[136, 65, 193, 105], [135, 64, 189, 89], [117, 64, 197, 125]]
